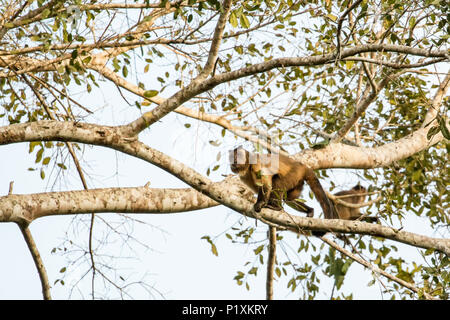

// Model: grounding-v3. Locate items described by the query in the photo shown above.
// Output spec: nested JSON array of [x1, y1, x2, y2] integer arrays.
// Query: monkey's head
[[352, 184, 366, 194], [229, 146, 250, 174]]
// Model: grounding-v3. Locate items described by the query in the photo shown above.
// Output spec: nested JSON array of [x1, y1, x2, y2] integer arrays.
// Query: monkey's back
[[269, 154, 307, 192], [333, 189, 365, 219], [334, 190, 365, 204]]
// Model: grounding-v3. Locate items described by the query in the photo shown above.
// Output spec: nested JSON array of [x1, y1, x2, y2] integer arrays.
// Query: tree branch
[[8, 181, 52, 300], [0, 119, 448, 254], [122, 44, 448, 135], [333, 69, 409, 143], [198, 0, 232, 79], [320, 236, 436, 299], [335, 0, 363, 62], [266, 226, 277, 300], [0, 186, 220, 223]]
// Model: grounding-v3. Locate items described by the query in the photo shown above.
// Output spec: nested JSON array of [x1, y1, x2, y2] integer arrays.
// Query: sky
[[0, 6, 444, 299], [0, 104, 435, 299]]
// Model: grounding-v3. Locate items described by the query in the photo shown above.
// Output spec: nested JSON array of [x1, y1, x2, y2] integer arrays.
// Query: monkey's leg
[[363, 217, 379, 223], [254, 176, 272, 212], [254, 188, 266, 212], [285, 200, 314, 217], [266, 190, 283, 211], [264, 176, 283, 211]]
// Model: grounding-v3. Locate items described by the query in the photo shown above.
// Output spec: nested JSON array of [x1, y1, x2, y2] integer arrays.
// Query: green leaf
[[254, 245, 264, 255], [229, 11, 238, 28], [112, 58, 120, 71], [345, 60, 354, 70], [201, 236, 218, 256], [35, 148, 44, 163], [29, 141, 41, 153], [209, 140, 221, 146], [240, 14, 250, 29], [40, 169, 45, 180], [57, 163, 67, 170], [144, 90, 158, 98], [426, 125, 440, 140], [249, 267, 258, 275], [41, 9, 51, 19], [311, 138, 330, 150], [42, 157, 51, 165], [326, 14, 337, 22], [211, 243, 218, 256], [438, 117, 450, 139], [412, 170, 422, 182], [275, 267, 281, 277]]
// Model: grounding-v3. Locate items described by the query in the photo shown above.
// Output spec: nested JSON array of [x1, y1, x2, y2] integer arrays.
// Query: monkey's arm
[[253, 172, 273, 212]]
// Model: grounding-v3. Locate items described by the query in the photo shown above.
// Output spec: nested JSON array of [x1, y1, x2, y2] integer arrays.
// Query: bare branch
[[335, 0, 364, 61], [8, 182, 52, 300], [320, 236, 436, 299], [18, 224, 52, 300], [422, 70, 450, 128], [266, 226, 277, 300], [342, 57, 448, 69], [123, 44, 447, 135], [0, 186, 220, 223], [198, 0, 233, 79], [332, 69, 410, 143], [361, 61, 378, 92]]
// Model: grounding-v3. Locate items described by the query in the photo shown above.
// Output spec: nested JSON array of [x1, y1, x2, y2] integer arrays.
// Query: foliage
[[0, 0, 448, 299]]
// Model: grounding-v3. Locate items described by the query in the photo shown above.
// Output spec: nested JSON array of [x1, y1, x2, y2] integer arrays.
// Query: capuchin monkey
[[333, 184, 378, 223], [228, 147, 338, 221]]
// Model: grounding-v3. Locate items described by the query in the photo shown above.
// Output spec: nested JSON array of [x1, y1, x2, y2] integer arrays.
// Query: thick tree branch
[[89, 63, 283, 153], [297, 72, 449, 168], [341, 57, 447, 69], [261, 209, 450, 255], [0, 186, 219, 223], [0, 119, 448, 254]]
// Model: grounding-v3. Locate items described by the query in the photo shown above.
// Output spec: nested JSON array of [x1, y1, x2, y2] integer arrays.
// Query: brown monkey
[[333, 184, 378, 222], [229, 147, 338, 220]]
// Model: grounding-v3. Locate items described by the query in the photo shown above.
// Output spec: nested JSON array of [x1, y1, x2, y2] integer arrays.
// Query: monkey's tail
[[304, 168, 339, 220]]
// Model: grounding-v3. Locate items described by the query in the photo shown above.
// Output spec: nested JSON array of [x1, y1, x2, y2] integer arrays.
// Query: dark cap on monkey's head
[[352, 184, 366, 192]]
